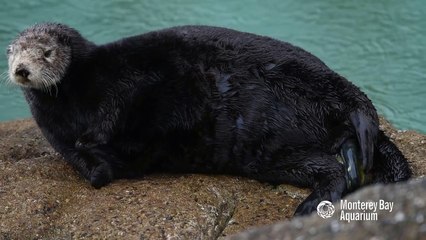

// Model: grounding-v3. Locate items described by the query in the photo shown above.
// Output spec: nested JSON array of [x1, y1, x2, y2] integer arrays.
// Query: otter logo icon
[[317, 200, 335, 219]]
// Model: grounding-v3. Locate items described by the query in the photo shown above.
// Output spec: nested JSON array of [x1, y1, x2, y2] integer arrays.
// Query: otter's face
[[7, 34, 71, 90]]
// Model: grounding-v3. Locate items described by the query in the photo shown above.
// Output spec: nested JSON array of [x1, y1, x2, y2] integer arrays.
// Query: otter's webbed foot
[[350, 110, 378, 172]]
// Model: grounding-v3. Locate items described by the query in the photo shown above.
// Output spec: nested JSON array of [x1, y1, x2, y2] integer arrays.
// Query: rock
[[0, 118, 424, 239], [227, 178, 426, 240], [378, 116, 426, 177]]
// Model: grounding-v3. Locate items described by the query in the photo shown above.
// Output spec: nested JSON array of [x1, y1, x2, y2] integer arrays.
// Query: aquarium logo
[[317, 200, 335, 219], [316, 199, 395, 222], [339, 199, 394, 223]]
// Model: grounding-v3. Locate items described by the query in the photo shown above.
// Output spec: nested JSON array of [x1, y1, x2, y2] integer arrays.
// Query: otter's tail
[[371, 130, 412, 183]]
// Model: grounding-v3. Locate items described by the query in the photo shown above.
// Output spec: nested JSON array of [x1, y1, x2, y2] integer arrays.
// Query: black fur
[[19, 24, 411, 215]]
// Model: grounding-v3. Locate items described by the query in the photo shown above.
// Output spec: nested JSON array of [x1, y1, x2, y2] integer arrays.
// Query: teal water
[[0, 0, 425, 133]]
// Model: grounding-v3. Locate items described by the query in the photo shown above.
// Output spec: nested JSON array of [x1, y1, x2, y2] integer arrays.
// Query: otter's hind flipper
[[350, 110, 378, 172], [371, 130, 411, 183]]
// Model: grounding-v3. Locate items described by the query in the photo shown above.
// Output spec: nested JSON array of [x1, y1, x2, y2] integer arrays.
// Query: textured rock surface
[[378, 117, 426, 177], [0, 117, 424, 239], [228, 178, 426, 240]]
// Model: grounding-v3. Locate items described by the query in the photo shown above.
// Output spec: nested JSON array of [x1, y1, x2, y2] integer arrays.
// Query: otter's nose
[[15, 67, 30, 78]]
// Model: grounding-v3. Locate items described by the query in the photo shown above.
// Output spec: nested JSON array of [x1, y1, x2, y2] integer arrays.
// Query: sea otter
[[6, 23, 411, 215]]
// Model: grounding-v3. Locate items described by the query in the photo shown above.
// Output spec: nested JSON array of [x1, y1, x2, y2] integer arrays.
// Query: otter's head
[[6, 23, 81, 90]]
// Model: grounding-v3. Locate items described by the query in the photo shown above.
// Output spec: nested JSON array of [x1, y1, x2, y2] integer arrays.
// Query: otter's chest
[[26, 90, 95, 137]]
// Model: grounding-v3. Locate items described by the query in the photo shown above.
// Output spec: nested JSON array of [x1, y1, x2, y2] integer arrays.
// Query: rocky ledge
[[229, 178, 426, 240], [0, 118, 424, 239]]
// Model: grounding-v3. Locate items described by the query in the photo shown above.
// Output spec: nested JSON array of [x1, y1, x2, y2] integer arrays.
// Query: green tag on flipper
[[338, 138, 366, 191]]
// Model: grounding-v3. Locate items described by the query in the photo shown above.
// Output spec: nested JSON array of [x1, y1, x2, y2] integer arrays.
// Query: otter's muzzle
[[15, 65, 30, 78]]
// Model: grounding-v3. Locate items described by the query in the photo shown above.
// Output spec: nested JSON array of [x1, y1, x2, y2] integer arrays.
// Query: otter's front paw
[[90, 162, 114, 189], [75, 130, 108, 150]]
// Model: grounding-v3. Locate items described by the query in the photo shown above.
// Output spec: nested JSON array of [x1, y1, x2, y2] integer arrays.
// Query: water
[[0, 0, 425, 133]]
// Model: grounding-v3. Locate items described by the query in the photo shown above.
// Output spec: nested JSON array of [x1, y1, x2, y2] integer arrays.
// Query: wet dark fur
[[19, 24, 411, 215]]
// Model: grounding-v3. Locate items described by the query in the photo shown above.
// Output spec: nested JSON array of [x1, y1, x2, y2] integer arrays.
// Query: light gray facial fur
[[7, 31, 71, 94]]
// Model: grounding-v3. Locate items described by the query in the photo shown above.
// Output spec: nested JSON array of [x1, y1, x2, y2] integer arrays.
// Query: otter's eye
[[44, 49, 52, 58]]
